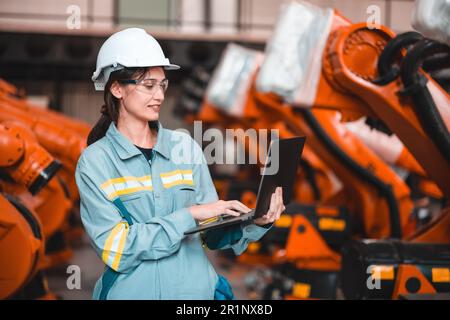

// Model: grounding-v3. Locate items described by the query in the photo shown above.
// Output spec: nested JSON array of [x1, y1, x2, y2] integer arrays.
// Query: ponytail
[[86, 106, 112, 146], [87, 67, 148, 146]]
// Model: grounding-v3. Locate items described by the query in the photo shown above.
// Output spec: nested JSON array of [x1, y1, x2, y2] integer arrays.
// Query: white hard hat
[[92, 28, 180, 91]]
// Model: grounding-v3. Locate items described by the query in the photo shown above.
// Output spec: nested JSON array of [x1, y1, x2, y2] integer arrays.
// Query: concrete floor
[[46, 234, 264, 300]]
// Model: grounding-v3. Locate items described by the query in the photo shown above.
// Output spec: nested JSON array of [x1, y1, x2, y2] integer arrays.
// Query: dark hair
[[87, 67, 148, 146]]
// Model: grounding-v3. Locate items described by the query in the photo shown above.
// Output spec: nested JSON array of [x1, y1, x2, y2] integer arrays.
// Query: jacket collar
[[106, 121, 170, 160]]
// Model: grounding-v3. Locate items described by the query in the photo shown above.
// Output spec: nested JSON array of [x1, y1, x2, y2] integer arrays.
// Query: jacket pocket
[[118, 192, 143, 202], [176, 185, 197, 208], [117, 191, 154, 222]]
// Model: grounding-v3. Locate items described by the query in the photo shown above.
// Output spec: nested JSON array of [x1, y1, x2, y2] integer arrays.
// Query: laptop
[[184, 136, 306, 235]]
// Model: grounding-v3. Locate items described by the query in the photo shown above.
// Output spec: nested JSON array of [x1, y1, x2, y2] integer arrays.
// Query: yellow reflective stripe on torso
[[100, 175, 153, 199], [160, 169, 194, 188]]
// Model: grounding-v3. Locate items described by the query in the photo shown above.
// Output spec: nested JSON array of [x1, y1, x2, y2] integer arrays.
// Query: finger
[[277, 201, 286, 217], [277, 187, 283, 203], [275, 211, 281, 221], [228, 201, 249, 213], [233, 200, 252, 213], [275, 206, 283, 220], [276, 188, 284, 209], [273, 189, 280, 205], [273, 192, 281, 218], [224, 208, 241, 217], [269, 210, 276, 222], [273, 191, 282, 216], [273, 194, 282, 220], [271, 199, 279, 219], [238, 200, 252, 212], [276, 190, 284, 213], [269, 198, 278, 220], [267, 193, 277, 220], [269, 192, 277, 211]]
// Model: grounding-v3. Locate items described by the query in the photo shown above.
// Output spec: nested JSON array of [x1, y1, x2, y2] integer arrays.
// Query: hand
[[188, 200, 251, 222], [254, 187, 285, 226]]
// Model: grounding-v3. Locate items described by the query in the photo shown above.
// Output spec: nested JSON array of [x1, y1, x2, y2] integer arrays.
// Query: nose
[[153, 85, 165, 102]]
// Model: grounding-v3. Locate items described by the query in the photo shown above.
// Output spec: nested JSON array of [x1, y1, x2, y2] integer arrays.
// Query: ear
[[110, 81, 123, 99]]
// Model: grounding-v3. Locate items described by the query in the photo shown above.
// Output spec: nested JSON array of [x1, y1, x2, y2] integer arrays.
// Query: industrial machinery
[[0, 121, 59, 299], [254, 1, 450, 299], [0, 80, 90, 299]]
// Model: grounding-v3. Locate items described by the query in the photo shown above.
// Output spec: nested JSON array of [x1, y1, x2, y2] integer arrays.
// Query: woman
[[75, 28, 285, 300]]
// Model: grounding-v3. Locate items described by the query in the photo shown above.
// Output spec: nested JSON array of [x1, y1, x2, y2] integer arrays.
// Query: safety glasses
[[119, 78, 169, 95]]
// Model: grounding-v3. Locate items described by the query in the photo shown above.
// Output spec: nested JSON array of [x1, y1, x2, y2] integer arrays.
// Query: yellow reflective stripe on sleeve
[[102, 222, 125, 264], [160, 169, 194, 188], [102, 221, 129, 271], [100, 175, 153, 199], [111, 224, 129, 271]]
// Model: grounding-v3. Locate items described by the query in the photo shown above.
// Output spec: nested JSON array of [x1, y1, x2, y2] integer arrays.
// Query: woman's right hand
[[188, 200, 251, 222]]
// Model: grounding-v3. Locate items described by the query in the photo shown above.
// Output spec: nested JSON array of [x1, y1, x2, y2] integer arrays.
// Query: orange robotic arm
[[254, 4, 449, 241], [262, 9, 450, 244], [0, 120, 72, 255], [321, 23, 450, 198], [0, 81, 88, 202], [0, 121, 60, 195], [0, 193, 45, 299]]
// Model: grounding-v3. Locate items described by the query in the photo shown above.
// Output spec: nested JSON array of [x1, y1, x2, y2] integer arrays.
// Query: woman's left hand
[[253, 187, 286, 226]]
